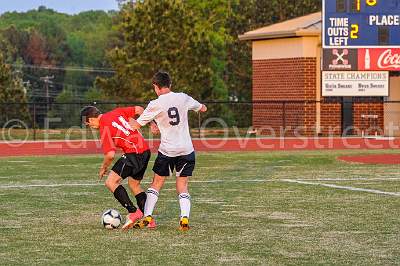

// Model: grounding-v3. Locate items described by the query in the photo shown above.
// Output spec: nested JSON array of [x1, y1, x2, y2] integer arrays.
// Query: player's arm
[[111, 106, 143, 129], [133, 106, 158, 132], [99, 151, 115, 180], [99, 126, 116, 180], [199, 104, 207, 112], [187, 94, 207, 113], [116, 106, 145, 129], [130, 101, 160, 130], [130, 119, 159, 133], [134, 106, 144, 116], [149, 120, 160, 134], [130, 119, 142, 130], [125, 105, 144, 130], [119, 106, 144, 119]]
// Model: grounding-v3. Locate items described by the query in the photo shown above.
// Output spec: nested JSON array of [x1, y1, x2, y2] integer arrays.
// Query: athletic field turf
[[1, 150, 399, 265]]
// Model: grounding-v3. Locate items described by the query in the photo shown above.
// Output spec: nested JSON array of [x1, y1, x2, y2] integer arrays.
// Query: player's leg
[[134, 174, 166, 229], [176, 176, 190, 217], [126, 150, 151, 214], [144, 173, 166, 216], [134, 173, 165, 229], [175, 152, 195, 231], [134, 152, 170, 229], [110, 155, 143, 229], [144, 152, 170, 217], [105, 170, 138, 214], [176, 176, 191, 231], [128, 178, 146, 213]]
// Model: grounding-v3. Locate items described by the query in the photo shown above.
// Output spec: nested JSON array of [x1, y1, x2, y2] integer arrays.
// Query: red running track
[[338, 154, 400, 164], [0, 137, 400, 157]]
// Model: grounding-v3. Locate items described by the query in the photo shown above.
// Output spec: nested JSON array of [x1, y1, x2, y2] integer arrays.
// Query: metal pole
[[40, 75, 54, 116], [282, 102, 286, 137], [33, 103, 36, 141], [198, 112, 201, 138]]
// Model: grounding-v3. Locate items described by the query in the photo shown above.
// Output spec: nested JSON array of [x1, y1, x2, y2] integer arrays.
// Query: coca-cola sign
[[358, 48, 400, 71]]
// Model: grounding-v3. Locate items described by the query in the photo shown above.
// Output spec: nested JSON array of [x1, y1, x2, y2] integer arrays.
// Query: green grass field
[[0, 150, 399, 265]]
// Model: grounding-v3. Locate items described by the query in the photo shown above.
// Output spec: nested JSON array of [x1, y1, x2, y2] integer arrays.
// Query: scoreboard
[[323, 0, 400, 48]]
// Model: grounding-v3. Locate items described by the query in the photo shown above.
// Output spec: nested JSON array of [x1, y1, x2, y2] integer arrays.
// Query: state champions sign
[[322, 71, 389, 97]]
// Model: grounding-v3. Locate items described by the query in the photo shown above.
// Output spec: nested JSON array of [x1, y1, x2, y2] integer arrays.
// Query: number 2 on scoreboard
[[351, 24, 359, 39]]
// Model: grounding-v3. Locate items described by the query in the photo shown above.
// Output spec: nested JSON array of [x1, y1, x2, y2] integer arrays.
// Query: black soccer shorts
[[153, 151, 195, 177], [111, 150, 151, 180]]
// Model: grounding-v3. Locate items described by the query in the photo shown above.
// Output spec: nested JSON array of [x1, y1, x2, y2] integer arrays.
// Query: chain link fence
[[0, 99, 399, 141]]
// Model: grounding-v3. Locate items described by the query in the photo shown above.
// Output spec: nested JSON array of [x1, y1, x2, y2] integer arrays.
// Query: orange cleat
[[122, 209, 143, 230], [133, 215, 154, 229], [147, 217, 157, 229], [178, 216, 190, 231]]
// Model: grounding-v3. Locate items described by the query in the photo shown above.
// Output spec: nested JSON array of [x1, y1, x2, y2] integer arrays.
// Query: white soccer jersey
[[137, 92, 202, 157]]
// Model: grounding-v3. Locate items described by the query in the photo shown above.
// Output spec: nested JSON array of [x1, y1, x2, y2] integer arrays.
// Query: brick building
[[239, 12, 400, 137]]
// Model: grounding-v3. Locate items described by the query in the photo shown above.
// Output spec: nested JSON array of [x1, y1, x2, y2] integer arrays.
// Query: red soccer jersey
[[99, 107, 149, 154]]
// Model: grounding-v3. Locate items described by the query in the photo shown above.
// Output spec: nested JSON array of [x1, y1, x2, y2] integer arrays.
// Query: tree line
[[0, 7, 115, 104], [97, 0, 321, 102], [0, 0, 320, 125]]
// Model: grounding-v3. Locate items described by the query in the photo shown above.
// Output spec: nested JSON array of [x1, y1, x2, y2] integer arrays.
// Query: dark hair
[[80, 106, 101, 123], [152, 71, 171, 88]]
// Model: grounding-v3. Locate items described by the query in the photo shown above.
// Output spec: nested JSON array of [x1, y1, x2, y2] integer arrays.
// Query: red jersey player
[[80, 105, 155, 229]]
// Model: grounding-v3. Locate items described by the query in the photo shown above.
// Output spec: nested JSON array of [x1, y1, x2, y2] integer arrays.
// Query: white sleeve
[[136, 101, 161, 126], [186, 94, 202, 112]]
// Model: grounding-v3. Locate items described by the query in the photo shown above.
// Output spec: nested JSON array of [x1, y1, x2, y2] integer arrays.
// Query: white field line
[[0, 183, 103, 189], [281, 179, 400, 197], [0, 179, 274, 189], [1, 178, 400, 197], [297, 177, 400, 181]]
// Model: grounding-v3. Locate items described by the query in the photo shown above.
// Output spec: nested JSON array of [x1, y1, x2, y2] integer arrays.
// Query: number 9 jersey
[[136, 92, 202, 157]]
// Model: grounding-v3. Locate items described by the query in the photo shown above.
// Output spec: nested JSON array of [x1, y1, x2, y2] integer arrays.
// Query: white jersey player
[[130, 71, 207, 230]]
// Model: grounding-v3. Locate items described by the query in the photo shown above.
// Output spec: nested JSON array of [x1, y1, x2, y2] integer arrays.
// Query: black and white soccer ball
[[101, 209, 122, 229]]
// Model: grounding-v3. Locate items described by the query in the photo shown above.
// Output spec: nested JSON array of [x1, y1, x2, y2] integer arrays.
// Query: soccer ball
[[101, 209, 122, 229]]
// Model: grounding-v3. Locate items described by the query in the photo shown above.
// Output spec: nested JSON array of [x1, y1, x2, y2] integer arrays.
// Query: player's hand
[[200, 104, 207, 112], [150, 122, 160, 135], [98, 167, 108, 180]]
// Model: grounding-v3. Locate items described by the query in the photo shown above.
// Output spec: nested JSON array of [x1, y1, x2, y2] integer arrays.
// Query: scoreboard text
[[323, 0, 400, 48]]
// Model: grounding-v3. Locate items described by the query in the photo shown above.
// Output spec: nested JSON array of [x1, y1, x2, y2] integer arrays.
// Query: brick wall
[[353, 100, 384, 136], [253, 58, 317, 101], [252, 58, 317, 136], [252, 58, 384, 136], [320, 101, 342, 135]]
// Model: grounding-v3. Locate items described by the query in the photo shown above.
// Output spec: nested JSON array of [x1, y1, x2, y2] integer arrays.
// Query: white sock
[[144, 188, 159, 217], [178, 193, 191, 218]]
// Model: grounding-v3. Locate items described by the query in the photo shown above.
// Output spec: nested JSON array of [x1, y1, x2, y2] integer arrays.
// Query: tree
[[37, 20, 70, 65], [84, 87, 105, 102], [0, 26, 30, 63], [96, 0, 215, 101], [25, 30, 49, 65], [225, 0, 321, 101], [0, 1, 321, 108], [0, 52, 30, 124], [0, 8, 115, 103], [185, 0, 230, 100], [50, 86, 79, 127]]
